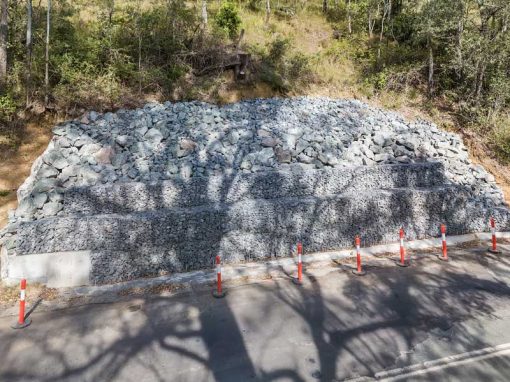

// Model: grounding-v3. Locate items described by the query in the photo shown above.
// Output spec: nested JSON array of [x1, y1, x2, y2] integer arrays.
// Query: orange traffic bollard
[[11, 279, 31, 329], [212, 256, 226, 298], [352, 236, 366, 276], [438, 224, 448, 262], [488, 217, 502, 254], [293, 242, 303, 285], [396, 227, 410, 267]]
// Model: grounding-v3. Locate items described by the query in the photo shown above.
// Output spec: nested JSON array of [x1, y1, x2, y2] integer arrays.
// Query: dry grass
[[0, 283, 58, 308]]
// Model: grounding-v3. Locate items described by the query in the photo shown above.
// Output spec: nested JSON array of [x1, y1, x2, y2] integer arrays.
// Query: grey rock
[[44, 150, 68, 170], [180, 138, 197, 151], [80, 143, 102, 157], [94, 146, 115, 165], [275, 148, 292, 164], [115, 135, 129, 147], [261, 137, 278, 147], [295, 139, 309, 155], [79, 167, 102, 186], [240, 159, 252, 170], [374, 153, 392, 163], [255, 148, 275, 165], [89, 111, 99, 121], [16, 198, 36, 218], [38, 165, 59, 179], [33, 178, 59, 193], [318, 151, 339, 166], [145, 128, 164, 145], [32, 193, 48, 209], [42, 202, 63, 216], [180, 163, 193, 179], [297, 153, 314, 164]]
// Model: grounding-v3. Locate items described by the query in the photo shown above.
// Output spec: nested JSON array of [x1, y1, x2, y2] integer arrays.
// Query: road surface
[[1, 244, 510, 381]]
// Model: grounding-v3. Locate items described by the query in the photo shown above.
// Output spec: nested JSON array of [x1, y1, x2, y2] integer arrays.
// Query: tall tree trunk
[[323, 0, 328, 13], [475, 62, 486, 101], [26, 0, 32, 107], [0, 0, 7, 88], [265, 0, 270, 23], [44, 0, 51, 106], [455, 1, 465, 81], [347, 0, 352, 34], [107, 0, 114, 24], [201, 0, 207, 30], [428, 35, 434, 98], [137, 0, 142, 95], [138, 33, 142, 95], [377, 1, 388, 62], [368, 2, 378, 39]]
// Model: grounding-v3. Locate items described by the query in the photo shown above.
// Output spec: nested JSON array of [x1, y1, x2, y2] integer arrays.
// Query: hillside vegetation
[[1, 0, 510, 227]]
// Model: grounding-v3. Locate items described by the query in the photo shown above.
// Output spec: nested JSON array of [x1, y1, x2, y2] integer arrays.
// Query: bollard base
[[292, 278, 303, 286], [438, 255, 449, 262], [352, 269, 367, 276], [396, 261, 411, 267], [488, 248, 502, 254], [212, 290, 226, 299], [11, 318, 31, 329]]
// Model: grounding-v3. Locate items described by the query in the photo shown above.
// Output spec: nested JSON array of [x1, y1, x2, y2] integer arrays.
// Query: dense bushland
[[0, 0, 509, 160]]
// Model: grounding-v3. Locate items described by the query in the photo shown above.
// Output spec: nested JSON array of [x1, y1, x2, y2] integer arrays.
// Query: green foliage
[[391, 12, 417, 43], [370, 70, 389, 91], [0, 190, 10, 198], [215, 2, 242, 39], [491, 117, 510, 162], [247, 0, 262, 11], [267, 37, 291, 64], [259, 37, 313, 92], [0, 94, 18, 120], [1, 0, 510, 162]]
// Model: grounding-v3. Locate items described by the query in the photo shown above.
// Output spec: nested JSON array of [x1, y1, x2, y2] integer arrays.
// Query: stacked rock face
[[0, 97, 508, 286]]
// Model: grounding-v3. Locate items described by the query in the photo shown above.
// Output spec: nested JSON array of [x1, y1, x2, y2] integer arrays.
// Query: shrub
[[267, 37, 291, 64], [0, 95, 18, 121], [215, 2, 242, 39], [287, 52, 312, 80], [258, 37, 313, 92], [491, 116, 510, 162]]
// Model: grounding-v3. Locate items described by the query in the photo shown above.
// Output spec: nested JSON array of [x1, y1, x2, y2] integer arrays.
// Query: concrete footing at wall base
[[2, 231, 508, 289]]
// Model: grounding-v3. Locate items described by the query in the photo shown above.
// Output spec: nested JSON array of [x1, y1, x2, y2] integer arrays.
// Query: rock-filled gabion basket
[[0, 97, 509, 286]]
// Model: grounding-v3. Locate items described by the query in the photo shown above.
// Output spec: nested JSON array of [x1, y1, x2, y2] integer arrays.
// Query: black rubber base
[[488, 248, 502, 254], [292, 278, 303, 286], [11, 317, 31, 329], [438, 255, 449, 262], [212, 290, 226, 299], [352, 269, 367, 276], [396, 259, 411, 267]]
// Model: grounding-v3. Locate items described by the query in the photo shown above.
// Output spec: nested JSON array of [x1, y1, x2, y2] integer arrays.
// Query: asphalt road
[[1, 244, 510, 382]]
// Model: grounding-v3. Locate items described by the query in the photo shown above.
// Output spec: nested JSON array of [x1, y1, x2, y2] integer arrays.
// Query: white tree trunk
[[0, 0, 8, 86], [26, 0, 33, 106], [347, 0, 352, 34], [377, 0, 388, 62], [201, 0, 207, 30], [265, 0, 270, 23], [428, 36, 434, 97], [45, 0, 51, 106]]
